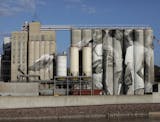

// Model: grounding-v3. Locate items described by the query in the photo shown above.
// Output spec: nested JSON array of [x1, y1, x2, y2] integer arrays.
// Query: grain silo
[[71, 29, 81, 48], [56, 53, 67, 77], [70, 46, 79, 76], [113, 29, 124, 95], [144, 29, 154, 93], [82, 46, 92, 77], [92, 29, 103, 89], [134, 29, 144, 95], [28, 22, 56, 81], [102, 29, 114, 95], [82, 29, 92, 46], [124, 29, 134, 95]]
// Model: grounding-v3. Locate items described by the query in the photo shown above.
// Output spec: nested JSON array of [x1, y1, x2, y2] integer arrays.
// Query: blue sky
[[0, 0, 160, 66]]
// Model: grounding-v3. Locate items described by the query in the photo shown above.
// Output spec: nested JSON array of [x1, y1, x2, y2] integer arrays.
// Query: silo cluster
[[71, 28, 154, 95], [70, 29, 92, 77]]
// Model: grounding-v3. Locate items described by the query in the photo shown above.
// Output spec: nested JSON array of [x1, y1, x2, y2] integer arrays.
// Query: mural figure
[[124, 30, 134, 95], [92, 29, 103, 89], [144, 29, 154, 93]]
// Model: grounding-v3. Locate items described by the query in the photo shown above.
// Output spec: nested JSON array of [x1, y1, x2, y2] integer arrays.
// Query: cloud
[[64, 0, 97, 14], [0, 0, 45, 16]]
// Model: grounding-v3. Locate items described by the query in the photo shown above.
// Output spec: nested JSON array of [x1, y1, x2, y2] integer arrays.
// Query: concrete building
[[28, 22, 56, 81], [10, 21, 56, 81]]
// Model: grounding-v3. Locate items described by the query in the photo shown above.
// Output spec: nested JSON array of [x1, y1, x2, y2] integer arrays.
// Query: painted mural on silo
[[70, 28, 154, 95], [124, 29, 135, 95], [92, 29, 103, 89], [134, 29, 145, 95], [28, 31, 56, 81], [144, 29, 154, 93], [112, 30, 124, 95], [102, 30, 114, 95]]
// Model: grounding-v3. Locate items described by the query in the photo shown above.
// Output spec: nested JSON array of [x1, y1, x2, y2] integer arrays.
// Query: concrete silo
[[70, 46, 79, 76], [92, 29, 103, 89], [56, 53, 67, 77], [82, 29, 92, 47], [82, 46, 92, 77], [144, 29, 154, 94], [134, 29, 144, 95]]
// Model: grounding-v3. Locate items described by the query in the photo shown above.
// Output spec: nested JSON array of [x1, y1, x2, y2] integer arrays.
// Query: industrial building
[[0, 21, 156, 96], [10, 22, 56, 81]]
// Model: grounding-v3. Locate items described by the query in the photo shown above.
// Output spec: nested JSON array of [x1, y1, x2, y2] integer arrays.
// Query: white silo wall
[[92, 29, 103, 89], [134, 29, 144, 95], [124, 29, 135, 95], [102, 29, 114, 95], [70, 46, 79, 76], [113, 30, 123, 95], [40, 41, 45, 80], [34, 41, 40, 80], [56, 55, 67, 77], [44, 41, 50, 80], [144, 29, 154, 93], [28, 40, 35, 80], [82, 46, 92, 77], [82, 29, 92, 47], [71, 29, 82, 49]]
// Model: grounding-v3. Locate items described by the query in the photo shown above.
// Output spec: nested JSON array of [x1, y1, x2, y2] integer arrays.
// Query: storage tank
[[56, 52, 67, 77], [82, 46, 92, 77], [70, 46, 79, 76]]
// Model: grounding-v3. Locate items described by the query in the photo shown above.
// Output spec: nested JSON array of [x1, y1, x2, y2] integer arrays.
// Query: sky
[[0, 0, 160, 66]]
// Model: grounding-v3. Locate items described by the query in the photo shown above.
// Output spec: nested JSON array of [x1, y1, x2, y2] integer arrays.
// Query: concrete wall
[[0, 82, 39, 96], [0, 93, 159, 109]]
